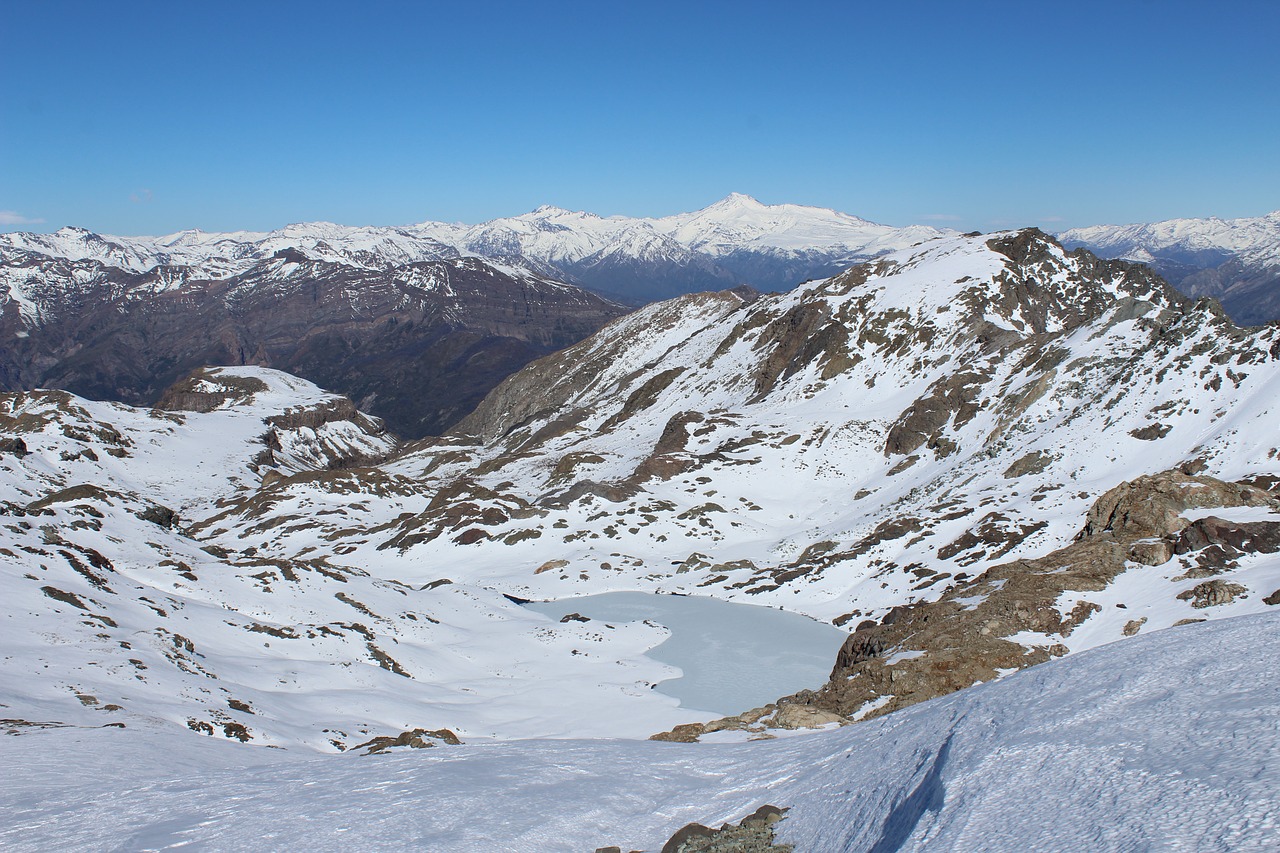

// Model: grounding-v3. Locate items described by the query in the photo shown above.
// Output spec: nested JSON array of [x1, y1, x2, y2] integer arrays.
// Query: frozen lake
[[526, 592, 849, 715]]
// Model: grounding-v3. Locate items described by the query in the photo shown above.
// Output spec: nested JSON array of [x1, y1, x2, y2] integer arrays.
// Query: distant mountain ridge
[[0, 196, 955, 436], [1061, 210, 1280, 325], [0, 194, 954, 303]]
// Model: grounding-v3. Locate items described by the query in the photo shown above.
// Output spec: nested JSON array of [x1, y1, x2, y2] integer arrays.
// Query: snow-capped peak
[[707, 192, 766, 209]]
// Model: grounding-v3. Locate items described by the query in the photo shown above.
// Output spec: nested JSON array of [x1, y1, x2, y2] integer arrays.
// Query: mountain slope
[[1061, 210, 1280, 325], [0, 368, 698, 748], [1, 250, 626, 437]]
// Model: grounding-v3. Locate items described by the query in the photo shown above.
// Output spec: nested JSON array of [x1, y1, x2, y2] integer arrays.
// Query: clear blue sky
[[2, 0, 1277, 235]]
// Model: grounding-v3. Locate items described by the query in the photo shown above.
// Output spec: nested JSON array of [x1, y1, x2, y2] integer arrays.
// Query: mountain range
[[3, 206, 1280, 848], [1062, 210, 1280, 325], [0, 195, 954, 438], [5, 228, 1279, 741], [6, 198, 1280, 443], [1, 193, 951, 302]]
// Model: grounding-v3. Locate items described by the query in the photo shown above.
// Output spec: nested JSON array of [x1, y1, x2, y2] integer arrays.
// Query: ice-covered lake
[[526, 592, 849, 715]]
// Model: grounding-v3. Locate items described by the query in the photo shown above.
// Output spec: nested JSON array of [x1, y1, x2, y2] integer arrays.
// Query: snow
[[0, 612, 1275, 852], [1182, 506, 1280, 523], [4, 227, 1280, 845]]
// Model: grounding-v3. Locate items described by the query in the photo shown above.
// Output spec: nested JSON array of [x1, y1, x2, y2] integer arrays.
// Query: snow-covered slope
[[0, 369, 703, 748], [1, 611, 1275, 851], [174, 229, 1280, 732]]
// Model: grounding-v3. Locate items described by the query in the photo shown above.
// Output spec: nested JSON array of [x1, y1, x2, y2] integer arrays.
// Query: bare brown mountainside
[[0, 252, 627, 438]]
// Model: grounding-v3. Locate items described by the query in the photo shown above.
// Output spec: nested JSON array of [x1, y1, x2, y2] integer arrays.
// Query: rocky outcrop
[[799, 471, 1280, 722], [595, 806, 791, 853], [649, 702, 845, 743], [154, 371, 270, 412], [352, 727, 462, 754], [659, 806, 792, 853]]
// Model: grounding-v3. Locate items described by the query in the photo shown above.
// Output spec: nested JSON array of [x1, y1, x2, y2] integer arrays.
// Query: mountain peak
[[712, 192, 765, 209], [529, 204, 575, 217]]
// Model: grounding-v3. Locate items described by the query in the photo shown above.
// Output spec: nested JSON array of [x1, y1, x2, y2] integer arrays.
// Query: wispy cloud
[[0, 210, 45, 226], [919, 213, 962, 221], [1039, 216, 1065, 223], [130, 188, 154, 204]]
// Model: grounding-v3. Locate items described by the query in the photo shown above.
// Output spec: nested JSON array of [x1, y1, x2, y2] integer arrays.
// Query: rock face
[[1, 252, 626, 438], [353, 727, 461, 754]]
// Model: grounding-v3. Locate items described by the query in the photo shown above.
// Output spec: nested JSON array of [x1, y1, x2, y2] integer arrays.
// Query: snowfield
[[1, 612, 1275, 852]]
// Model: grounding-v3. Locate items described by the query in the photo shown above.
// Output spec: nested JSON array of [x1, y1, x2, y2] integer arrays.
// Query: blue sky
[[2, 0, 1277, 234]]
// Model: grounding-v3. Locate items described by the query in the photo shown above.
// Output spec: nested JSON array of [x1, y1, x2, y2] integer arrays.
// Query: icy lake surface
[[526, 592, 849, 715]]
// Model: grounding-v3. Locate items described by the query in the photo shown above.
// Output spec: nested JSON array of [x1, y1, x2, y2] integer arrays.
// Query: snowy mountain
[[1061, 210, 1280, 325], [0, 195, 954, 304], [7, 228, 1279, 743], [0, 196, 955, 436], [4, 228, 1279, 848]]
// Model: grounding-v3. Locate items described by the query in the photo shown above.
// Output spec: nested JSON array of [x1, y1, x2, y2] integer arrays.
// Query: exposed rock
[[135, 504, 179, 529], [633, 411, 707, 482], [648, 701, 844, 743], [649, 723, 709, 744], [1173, 516, 1280, 556], [772, 703, 845, 730], [155, 370, 270, 412], [1130, 423, 1172, 441], [1127, 539, 1174, 566], [0, 436, 29, 457], [353, 727, 461, 754], [797, 471, 1280, 723], [1122, 617, 1148, 636], [658, 806, 791, 853], [1003, 450, 1055, 479], [1177, 580, 1248, 609], [886, 370, 986, 458]]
